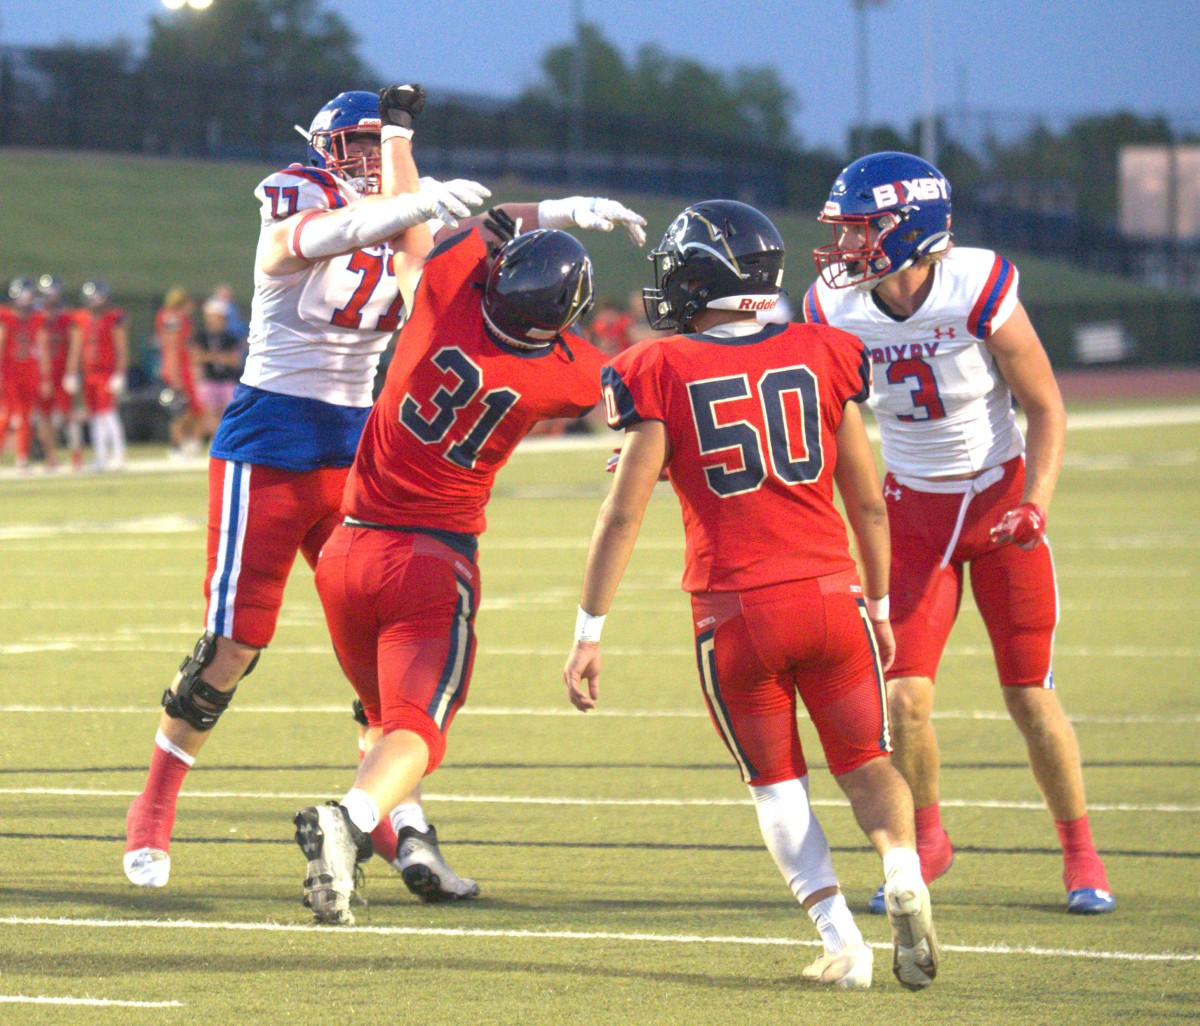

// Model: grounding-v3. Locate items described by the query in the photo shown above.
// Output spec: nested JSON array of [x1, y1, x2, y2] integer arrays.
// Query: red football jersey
[[78, 308, 126, 377], [43, 309, 76, 379], [603, 321, 871, 593], [343, 229, 606, 536], [0, 308, 44, 370]]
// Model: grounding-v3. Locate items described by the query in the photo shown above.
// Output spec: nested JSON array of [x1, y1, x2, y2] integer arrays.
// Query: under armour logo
[[933, 326, 956, 339], [884, 484, 903, 501]]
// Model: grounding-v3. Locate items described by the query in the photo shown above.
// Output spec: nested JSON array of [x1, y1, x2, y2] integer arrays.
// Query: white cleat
[[124, 848, 171, 887], [885, 873, 940, 990], [801, 943, 874, 989], [293, 803, 373, 925], [393, 825, 480, 902]]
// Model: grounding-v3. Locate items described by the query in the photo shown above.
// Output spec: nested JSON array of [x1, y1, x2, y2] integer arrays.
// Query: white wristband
[[381, 125, 414, 142], [866, 595, 890, 621], [575, 606, 606, 644]]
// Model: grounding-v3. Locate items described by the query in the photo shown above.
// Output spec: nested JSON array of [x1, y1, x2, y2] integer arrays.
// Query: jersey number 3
[[688, 365, 824, 498], [399, 347, 519, 469], [887, 358, 946, 421]]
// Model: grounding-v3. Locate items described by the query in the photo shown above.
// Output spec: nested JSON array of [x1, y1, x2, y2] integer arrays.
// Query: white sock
[[339, 788, 380, 835], [808, 893, 863, 955], [749, 776, 839, 903], [391, 802, 428, 834], [883, 846, 922, 883], [106, 412, 126, 464], [154, 728, 195, 767]]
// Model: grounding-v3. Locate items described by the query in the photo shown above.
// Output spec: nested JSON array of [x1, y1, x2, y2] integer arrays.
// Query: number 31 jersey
[[603, 322, 870, 594], [343, 228, 606, 537], [803, 246, 1024, 478]]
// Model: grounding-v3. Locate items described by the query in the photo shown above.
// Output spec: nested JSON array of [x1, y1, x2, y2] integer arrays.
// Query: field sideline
[[0, 398, 1197, 1025]]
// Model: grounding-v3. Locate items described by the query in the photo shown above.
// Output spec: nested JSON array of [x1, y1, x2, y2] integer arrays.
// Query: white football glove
[[538, 197, 648, 246], [415, 178, 492, 228], [62, 373, 81, 395], [107, 372, 126, 395]]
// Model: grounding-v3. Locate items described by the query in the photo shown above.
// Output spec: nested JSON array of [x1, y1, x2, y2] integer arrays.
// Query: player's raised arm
[[563, 419, 668, 711], [833, 401, 894, 671]]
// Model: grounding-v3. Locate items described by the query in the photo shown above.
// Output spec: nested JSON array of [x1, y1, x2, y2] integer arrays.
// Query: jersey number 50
[[688, 366, 824, 498]]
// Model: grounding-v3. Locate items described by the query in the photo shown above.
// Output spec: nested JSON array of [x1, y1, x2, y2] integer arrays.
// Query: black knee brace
[[161, 631, 251, 731]]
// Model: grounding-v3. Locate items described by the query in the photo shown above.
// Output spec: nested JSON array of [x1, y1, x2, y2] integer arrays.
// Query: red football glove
[[606, 447, 668, 481], [990, 502, 1047, 550]]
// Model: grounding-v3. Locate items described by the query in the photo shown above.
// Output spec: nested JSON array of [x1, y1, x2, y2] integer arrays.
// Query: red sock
[[914, 804, 954, 883], [125, 741, 192, 853], [371, 818, 399, 863], [1056, 816, 1109, 892]]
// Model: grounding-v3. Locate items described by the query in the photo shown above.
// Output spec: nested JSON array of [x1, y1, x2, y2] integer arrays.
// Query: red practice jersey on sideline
[[344, 229, 606, 536], [603, 321, 871, 593]]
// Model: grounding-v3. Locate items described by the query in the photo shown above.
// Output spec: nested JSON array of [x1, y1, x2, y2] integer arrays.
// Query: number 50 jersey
[[343, 228, 606, 537], [803, 246, 1024, 478], [603, 321, 870, 594]]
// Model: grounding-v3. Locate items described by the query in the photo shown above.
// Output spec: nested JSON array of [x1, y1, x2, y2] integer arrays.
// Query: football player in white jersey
[[804, 151, 1114, 916], [124, 84, 646, 899]]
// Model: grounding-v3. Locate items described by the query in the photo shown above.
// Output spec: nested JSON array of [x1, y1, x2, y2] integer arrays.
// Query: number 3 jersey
[[802, 246, 1024, 478], [343, 228, 606, 537], [211, 164, 404, 471], [603, 322, 870, 594]]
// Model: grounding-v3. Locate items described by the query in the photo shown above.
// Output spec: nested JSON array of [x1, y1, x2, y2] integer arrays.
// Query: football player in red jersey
[[64, 280, 129, 471], [563, 201, 939, 991], [36, 275, 85, 471], [806, 152, 1112, 916], [290, 210, 643, 926], [0, 277, 48, 470], [154, 287, 205, 459]]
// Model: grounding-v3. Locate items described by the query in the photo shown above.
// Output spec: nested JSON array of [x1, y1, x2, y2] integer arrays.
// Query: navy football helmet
[[814, 151, 952, 290], [300, 90, 382, 193], [81, 280, 111, 307], [38, 274, 64, 305], [642, 200, 785, 331], [482, 229, 594, 350]]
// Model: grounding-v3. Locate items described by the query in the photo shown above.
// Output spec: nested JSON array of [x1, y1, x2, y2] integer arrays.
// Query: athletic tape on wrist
[[382, 125, 414, 142], [866, 595, 890, 621], [575, 606, 606, 643]]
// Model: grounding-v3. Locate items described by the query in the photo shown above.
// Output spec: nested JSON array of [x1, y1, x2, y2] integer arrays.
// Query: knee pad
[[161, 631, 253, 731]]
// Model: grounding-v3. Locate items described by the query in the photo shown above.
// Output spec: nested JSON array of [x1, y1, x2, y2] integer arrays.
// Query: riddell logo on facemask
[[737, 297, 778, 311]]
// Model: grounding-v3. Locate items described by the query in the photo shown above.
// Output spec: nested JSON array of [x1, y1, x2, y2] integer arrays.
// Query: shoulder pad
[[254, 165, 354, 224]]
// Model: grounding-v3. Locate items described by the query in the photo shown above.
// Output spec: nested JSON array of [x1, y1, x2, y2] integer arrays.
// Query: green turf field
[[0, 405, 1197, 1024]]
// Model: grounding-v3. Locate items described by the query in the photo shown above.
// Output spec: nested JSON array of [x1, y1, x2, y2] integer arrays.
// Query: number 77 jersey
[[343, 228, 606, 537], [802, 246, 1026, 479], [602, 321, 870, 594]]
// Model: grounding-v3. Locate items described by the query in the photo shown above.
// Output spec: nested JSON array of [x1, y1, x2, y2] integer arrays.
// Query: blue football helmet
[[81, 280, 111, 307], [300, 90, 382, 192], [482, 230, 594, 350], [813, 151, 952, 290], [8, 277, 36, 307], [38, 274, 64, 305]]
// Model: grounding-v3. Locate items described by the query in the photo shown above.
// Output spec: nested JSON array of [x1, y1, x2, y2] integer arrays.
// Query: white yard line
[[0, 994, 183, 1008], [0, 786, 1194, 814], [0, 915, 1193, 963]]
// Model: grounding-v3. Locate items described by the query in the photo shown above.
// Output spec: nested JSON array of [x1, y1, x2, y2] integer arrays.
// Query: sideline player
[[565, 201, 939, 990], [291, 214, 638, 924], [806, 151, 1113, 915], [64, 280, 128, 471], [154, 287, 204, 459], [0, 278, 47, 470], [36, 275, 84, 471]]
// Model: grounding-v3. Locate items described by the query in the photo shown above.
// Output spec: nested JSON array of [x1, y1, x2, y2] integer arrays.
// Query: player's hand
[[606, 447, 668, 480], [62, 373, 80, 395], [990, 502, 1047, 550], [379, 84, 425, 129], [415, 178, 492, 228], [563, 641, 602, 711], [539, 197, 648, 246], [107, 372, 126, 395], [869, 617, 896, 673]]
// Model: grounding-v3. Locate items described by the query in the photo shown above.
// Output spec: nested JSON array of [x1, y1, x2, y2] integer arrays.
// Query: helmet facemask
[[813, 209, 907, 290], [309, 129, 381, 195]]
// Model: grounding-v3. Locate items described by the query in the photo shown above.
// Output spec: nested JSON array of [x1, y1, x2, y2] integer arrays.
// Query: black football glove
[[379, 84, 426, 129]]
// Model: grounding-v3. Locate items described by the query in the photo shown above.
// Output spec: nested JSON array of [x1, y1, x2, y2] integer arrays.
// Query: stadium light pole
[[851, 0, 888, 155], [569, 0, 586, 164]]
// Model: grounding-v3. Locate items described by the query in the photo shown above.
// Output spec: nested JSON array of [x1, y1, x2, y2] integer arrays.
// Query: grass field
[[1, 403, 1198, 1025]]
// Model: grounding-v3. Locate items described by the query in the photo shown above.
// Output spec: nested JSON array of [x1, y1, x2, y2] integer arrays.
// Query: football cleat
[[869, 832, 954, 914], [123, 848, 170, 888], [885, 873, 940, 990], [800, 943, 874, 989], [1067, 887, 1116, 914], [393, 824, 480, 903], [293, 802, 373, 925]]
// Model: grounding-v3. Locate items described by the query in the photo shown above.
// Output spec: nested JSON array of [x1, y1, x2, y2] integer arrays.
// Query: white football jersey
[[241, 164, 405, 407], [803, 247, 1024, 477]]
